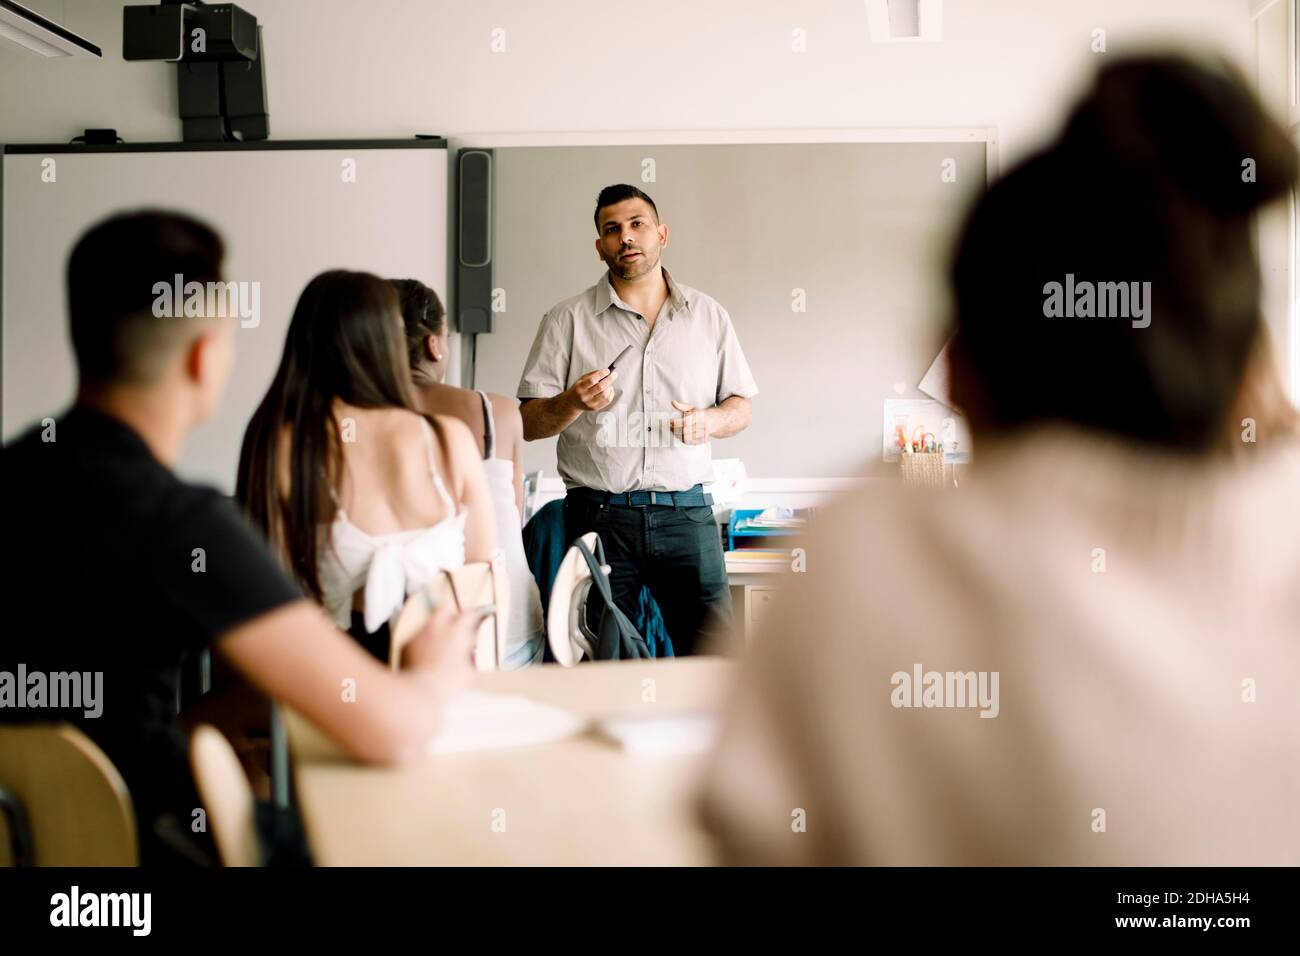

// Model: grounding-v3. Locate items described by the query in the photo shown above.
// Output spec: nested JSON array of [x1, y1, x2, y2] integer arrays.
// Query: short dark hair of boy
[[67, 210, 225, 386]]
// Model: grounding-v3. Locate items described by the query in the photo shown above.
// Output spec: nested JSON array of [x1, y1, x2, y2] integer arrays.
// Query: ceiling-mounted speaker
[[458, 149, 494, 334]]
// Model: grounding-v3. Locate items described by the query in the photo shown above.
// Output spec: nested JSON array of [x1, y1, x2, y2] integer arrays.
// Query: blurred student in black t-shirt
[[1, 211, 482, 865]]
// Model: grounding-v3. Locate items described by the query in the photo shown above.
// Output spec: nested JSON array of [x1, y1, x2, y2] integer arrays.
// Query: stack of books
[[725, 549, 791, 571], [733, 508, 807, 533], [727, 548, 790, 561], [726, 508, 811, 570]]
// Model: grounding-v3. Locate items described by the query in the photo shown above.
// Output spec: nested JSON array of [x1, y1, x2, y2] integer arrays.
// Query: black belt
[[568, 484, 711, 508]]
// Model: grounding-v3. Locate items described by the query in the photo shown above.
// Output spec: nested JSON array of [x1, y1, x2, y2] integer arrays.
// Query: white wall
[[1, 0, 1257, 170], [3, 0, 1289, 408]]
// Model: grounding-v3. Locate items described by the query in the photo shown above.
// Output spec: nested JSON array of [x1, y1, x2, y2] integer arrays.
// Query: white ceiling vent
[[865, 0, 943, 43]]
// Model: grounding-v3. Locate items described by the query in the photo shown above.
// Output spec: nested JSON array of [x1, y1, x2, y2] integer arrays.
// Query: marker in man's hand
[[608, 345, 635, 371]]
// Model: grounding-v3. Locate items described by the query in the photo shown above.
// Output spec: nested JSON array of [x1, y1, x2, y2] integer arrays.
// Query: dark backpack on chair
[[574, 536, 652, 661]]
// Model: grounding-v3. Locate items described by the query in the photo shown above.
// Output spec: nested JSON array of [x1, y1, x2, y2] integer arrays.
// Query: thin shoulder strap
[[421, 416, 457, 512], [320, 462, 344, 514], [476, 390, 496, 460], [323, 469, 341, 507]]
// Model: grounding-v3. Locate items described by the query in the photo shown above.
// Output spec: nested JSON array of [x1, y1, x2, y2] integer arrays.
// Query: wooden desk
[[285, 657, 735, 865]]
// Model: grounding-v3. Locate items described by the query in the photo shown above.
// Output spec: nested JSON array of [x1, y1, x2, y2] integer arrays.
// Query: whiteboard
[[470, 139, 988, 479], [1, 141, 449, 492]]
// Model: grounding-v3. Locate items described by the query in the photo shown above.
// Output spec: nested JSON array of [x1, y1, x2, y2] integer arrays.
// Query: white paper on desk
[[596, 712, 719, 756], [428, 690, 587, 755], [706, 458, 748, 508]]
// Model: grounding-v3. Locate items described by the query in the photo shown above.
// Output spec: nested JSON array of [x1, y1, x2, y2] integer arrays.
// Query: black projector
[[122, 2, 268, 142], [124, 3, 258, 63]]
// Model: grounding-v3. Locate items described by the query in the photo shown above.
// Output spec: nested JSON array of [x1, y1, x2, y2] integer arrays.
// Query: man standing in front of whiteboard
[[517, 184, 757, 656]]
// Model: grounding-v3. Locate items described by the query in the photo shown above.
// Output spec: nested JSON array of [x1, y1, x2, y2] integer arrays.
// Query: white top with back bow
[[317, 418, 467, 633]]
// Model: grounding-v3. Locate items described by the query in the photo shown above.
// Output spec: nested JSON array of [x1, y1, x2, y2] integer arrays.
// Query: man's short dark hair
[[67, 210, 225, 385], [593, 184, 659, 230]]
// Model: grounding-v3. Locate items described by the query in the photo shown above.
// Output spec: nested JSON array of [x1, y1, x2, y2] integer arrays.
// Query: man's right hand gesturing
[[520, 367, 619, 441]]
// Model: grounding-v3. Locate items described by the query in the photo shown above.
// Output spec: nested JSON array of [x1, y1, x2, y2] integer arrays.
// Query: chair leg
[[269, 708, 290, 809], [0, 786, 35, 867]]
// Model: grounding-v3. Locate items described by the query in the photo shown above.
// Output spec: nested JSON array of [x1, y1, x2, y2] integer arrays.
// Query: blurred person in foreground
[[699, 53, 1300, 865]]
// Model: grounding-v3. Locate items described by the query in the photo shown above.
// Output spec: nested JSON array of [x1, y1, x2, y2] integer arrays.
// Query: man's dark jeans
[[562, 492, 733, 656]]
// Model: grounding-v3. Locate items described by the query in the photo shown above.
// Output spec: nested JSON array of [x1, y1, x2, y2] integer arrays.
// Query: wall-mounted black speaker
[[457, 149, 493, 334]]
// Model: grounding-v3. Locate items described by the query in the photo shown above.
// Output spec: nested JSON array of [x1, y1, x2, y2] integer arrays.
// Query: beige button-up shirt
[[517, 268, 758, 493]]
